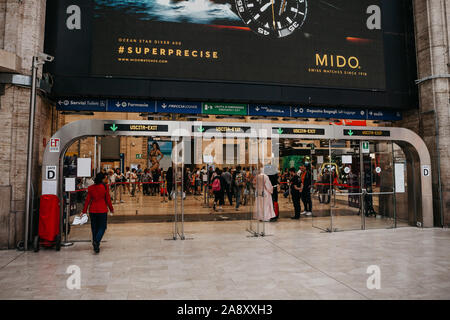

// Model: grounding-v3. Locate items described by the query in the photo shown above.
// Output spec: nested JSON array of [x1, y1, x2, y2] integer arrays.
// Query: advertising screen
[[91, 0, 386, 90]]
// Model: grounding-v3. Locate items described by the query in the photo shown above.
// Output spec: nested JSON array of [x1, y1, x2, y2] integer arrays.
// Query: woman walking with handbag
[[81, 172, 114, 253]]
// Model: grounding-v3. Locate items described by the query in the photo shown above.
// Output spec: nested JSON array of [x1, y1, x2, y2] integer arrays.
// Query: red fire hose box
[[34, 194, 61, 252]]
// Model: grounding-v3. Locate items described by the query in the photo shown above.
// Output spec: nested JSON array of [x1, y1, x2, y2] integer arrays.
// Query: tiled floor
[[0, 219, 449, 300]]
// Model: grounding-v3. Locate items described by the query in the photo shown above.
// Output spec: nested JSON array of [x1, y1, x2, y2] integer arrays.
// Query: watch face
[[235, 0, 307, 38]]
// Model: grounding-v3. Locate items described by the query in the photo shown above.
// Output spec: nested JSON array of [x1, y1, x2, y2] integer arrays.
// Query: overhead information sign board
[[291, 107, 366, 119], [156, 101, 202, 114], [192, 125, 251, 134], [104, 123, 168, 133], [54, 97, 402, 122], [202, 103, 247, 115], [272, 127, 326, 135], [367, 110, 402, 121], [56, 99, 107, 111], [107, 99, 156, 113], [249, 105, 291, 117], [343, 129, 391, 137]]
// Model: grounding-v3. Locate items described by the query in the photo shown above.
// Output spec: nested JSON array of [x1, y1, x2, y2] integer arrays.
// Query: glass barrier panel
[[311, 139, 332, 232], [330, 140, 363, 231], [364, 141, 395, 230]]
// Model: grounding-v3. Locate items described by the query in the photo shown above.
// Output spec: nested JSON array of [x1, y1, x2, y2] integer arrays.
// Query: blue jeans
[[89, 213, 107, 244], [235, 188, 241, 209]]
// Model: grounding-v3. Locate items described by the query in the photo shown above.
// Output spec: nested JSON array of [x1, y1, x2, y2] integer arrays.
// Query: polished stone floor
[[0, 220, 449, 300]]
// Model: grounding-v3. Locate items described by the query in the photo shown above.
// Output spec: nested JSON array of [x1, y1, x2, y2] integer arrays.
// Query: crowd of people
[[193, 163, 318, 221], [105, 165, 169, 201], [74, 162, 346, 223]]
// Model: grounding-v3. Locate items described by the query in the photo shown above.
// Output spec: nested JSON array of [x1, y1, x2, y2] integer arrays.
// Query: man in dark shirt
[[300, 164, 313, 216], [289, 167, 302, 219], [221, 167, 233, 206]]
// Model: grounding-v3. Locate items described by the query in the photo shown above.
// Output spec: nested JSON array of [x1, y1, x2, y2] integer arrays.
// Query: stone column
[[399, 0, 450, 226], [0, 0, 54, 248]]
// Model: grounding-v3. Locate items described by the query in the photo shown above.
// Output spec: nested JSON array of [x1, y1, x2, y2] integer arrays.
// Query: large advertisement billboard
[[91, 0, 386, 90]]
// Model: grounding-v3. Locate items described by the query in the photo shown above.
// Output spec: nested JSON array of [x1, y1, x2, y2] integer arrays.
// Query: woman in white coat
[[253, 169, 276, 222]]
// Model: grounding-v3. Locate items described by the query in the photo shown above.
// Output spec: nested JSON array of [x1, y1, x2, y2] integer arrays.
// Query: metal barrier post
[[180, 164, 185, 240], [24, 56, 38, 250], [332, 188, 337, 208], [113, 182, 117, 204], [173, 170, 178, 240], [261, 189, 266, 237], [329, 141, 333, 232], [361, 189, 366, 229], [360, 140, 365, 230], [202, 182, 209, 208], [256, 186, 260, 236]]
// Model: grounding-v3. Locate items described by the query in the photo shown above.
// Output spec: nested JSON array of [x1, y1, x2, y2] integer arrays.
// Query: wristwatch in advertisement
[[231, 0, 308, 38]]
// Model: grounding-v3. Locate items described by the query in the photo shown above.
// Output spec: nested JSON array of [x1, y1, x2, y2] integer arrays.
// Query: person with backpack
[[81, 172, 114, 253], [319, 168, 331, 204], [212, 168, 224, 212]]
